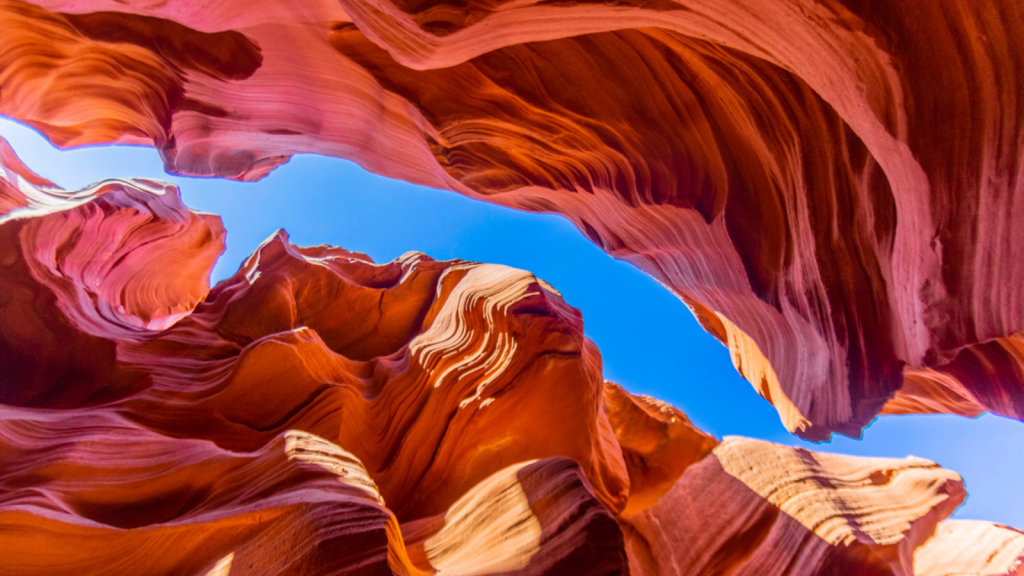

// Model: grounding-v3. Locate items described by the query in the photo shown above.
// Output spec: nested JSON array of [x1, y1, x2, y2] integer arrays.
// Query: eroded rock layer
[[2, 0, 1023, 437], [1, 139, 1021, 574]]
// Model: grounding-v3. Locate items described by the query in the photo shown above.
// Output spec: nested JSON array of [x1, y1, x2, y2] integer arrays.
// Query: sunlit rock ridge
[[2, 0, 1023, 438], [2, 138, 1022, 574]]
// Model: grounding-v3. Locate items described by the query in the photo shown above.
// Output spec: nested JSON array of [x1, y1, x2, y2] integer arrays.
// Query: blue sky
[[2, 116, 1021, 527]]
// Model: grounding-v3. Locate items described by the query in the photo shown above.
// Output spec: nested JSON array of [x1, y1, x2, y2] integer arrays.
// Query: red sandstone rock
[[0, 137, 1020, 574], [3, 0, 1022, 437], [913, 521, 1024, 576], [621, 437, 969, 576], [0, 413, 403, 575], [398, 458, 629, 575]]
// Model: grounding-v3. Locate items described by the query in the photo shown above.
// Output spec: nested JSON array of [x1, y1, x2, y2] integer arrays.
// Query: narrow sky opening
[[2, 116, 1020, 526]]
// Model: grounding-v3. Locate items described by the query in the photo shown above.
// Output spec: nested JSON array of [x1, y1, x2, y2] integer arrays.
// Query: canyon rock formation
[[2, 0, 1024, 438], [2, 138, 1022, 574]]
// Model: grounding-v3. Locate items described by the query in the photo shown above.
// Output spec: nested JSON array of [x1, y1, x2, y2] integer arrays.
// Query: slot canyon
[[1, 0, 1023, 573]]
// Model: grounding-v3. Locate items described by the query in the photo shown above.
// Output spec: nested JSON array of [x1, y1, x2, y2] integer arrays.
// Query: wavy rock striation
[[621, 438, 970, 576], [913, 521, 1024, 576], [1, 139, 1021, 574], [2, 0, 1024, 437]]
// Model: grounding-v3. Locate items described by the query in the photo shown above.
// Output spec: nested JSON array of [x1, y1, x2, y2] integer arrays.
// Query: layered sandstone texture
[[2, 139, 1022, 574], [3, 0, 1024, 438]]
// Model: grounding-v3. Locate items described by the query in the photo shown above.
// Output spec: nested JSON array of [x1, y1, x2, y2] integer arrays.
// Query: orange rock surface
[[2, 0, 1022, 437], [1, 138, 1021, 574]]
